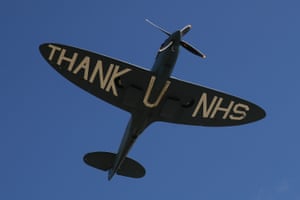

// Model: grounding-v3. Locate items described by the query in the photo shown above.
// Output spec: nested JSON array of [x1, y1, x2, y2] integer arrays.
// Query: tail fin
[[83, 152, 145, 179]]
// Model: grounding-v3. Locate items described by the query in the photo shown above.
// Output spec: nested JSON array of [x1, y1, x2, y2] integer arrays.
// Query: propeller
[[146, 19, 206, 59], [145, 19, 170, 36], [180, 25, 192, 37], [180, 40, 206, 58]]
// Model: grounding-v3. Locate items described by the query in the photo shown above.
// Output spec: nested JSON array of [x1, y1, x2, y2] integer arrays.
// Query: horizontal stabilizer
[[83, 152, 115, 171], [84, 152, 145, 179], [116, 156, 145, 178]]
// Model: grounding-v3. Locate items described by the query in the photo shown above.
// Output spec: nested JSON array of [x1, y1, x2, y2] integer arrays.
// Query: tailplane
[[83, 152, 145, 179]]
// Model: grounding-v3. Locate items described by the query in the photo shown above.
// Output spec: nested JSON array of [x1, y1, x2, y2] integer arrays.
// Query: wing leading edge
[[157, 77, 266, 126]]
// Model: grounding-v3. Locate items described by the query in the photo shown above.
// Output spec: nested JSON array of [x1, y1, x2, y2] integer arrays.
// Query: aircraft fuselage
[[108, 31, 182, 180]]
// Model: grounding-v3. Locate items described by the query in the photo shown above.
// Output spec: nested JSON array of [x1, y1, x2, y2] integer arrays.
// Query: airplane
[[39, 19, 266, 180]]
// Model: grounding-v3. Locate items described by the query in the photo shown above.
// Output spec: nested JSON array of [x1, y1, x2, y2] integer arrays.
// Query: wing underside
[[39, 43, 152, 113], [157, 77, 265, 126], [40, 43, 265, 127]]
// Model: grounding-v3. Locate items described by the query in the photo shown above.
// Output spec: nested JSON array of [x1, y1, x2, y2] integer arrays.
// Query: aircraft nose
[[173, 31, 182, 41]]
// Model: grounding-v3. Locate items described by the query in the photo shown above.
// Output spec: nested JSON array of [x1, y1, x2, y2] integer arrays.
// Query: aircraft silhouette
[[39, 20, 265, 180]]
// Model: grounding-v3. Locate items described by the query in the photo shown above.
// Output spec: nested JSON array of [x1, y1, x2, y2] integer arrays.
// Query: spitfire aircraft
[[39, 20, 265, 180]]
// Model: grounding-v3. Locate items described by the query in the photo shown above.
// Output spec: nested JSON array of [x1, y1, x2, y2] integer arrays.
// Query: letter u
[[143, 76, 170, 108]]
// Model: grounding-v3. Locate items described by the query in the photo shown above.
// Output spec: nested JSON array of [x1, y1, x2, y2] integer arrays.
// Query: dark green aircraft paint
[[39, 20, 265, 180]]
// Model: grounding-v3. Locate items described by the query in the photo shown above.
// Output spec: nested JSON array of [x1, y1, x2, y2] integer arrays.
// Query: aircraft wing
[[39, 43, 152, 113], [157, 77, 266, 126], [40, 43, 265, 126]]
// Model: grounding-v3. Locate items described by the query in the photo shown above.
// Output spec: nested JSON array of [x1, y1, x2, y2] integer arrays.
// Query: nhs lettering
[[192, 92, 250, 121]]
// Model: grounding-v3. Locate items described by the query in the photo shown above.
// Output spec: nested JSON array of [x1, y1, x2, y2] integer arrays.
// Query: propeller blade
[[180, 40, 206, 59], [180, 25, 192, 37], [145, 19, 171, 36]]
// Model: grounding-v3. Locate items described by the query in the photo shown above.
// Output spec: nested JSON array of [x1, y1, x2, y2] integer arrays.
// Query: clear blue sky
[[1, 0, 299, 199]]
